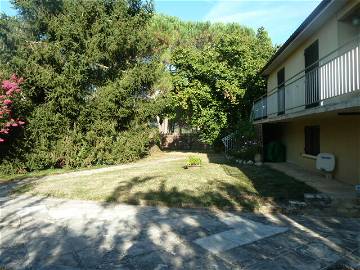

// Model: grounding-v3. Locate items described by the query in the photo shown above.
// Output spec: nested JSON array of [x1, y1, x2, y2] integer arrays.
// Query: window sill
[[302, 153, 317, 160]]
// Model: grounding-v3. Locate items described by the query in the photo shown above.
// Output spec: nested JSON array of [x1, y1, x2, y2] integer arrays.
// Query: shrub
[[229, 144, 258, 161], [0, 119, 160, 174], [0, 75, 26, 145], [0, 0, 162, 175], [186, 155, 202, 166], [228, 121, 260, 161], [26, 125, 159, 170]]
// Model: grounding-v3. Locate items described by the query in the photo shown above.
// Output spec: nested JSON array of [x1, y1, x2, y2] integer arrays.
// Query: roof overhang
[[261, 0, 348, 76]]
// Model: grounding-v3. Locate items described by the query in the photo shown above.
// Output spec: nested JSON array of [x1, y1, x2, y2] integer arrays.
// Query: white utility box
[[316, 153, 335, 173]]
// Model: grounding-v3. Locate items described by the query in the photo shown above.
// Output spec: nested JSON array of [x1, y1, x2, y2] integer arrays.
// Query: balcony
[[252, 36, 360, 122]]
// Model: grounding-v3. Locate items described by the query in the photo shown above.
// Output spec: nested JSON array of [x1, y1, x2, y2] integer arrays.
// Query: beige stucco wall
[[263, 1, 360, 185], [281, 115, 360, 185], [267, 0, 359, 93]]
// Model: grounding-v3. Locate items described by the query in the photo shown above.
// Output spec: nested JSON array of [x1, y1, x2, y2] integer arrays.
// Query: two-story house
[[252, 0, 360, 185]]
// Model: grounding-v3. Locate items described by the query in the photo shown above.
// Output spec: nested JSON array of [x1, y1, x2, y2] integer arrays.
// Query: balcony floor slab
[[254, 91, 360, 124]]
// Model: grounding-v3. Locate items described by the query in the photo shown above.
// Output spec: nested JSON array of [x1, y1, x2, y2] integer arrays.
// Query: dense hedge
[[0, 125, 159, 174], [0, 0, 162, 175]]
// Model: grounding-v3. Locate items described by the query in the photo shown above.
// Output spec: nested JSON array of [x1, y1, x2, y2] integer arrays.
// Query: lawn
[[11, 152, 316, 211]]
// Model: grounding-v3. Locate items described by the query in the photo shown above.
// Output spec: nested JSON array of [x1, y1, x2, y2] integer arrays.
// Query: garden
[[0, 1, 302, 212], [10, 152, 316, 211], [0, 0, 274, 177]]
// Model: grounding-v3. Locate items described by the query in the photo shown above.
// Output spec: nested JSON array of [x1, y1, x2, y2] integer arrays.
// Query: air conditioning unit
[[316, 153, 335, 173]]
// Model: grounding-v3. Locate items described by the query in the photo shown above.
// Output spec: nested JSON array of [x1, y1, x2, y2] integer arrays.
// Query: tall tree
[[0, 0, 162, 171], [151, 16, 275, 144]]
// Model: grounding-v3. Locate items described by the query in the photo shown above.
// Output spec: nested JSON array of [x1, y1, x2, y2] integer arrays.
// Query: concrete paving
[[194, 215, 288, 253], [1, 193, 359, 270], [265, 162, 355, 199]]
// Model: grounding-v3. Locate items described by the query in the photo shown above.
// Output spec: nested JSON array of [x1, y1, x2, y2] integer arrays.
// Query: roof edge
[[260, 0, 332, 76]]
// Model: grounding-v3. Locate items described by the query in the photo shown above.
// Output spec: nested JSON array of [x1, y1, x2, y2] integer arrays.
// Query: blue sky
[[0, 0, 321, 45]]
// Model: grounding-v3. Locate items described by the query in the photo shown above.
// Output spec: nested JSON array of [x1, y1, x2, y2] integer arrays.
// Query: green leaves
[[150, 15, 274, 144], [0, 4, 274, 172], [0, 0, 162, 172], [165, 22, 272, 143]]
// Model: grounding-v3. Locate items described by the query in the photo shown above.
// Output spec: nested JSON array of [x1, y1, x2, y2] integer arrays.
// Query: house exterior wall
[[280, 115, 360, 185], [267, 14, 337, 93], [266, 0, 359, 94], [261, 0, 360, 186]]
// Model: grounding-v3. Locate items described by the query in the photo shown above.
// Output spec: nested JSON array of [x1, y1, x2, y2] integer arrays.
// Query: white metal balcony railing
[[252, 35, 360, 121]]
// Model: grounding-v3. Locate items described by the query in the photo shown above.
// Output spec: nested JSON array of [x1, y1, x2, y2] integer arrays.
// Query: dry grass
[[12, 152, 316, 211]]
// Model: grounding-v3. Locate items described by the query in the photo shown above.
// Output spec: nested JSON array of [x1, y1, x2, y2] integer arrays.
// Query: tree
[[151, 16, 275, 144], [0, 0, 162, 172], [0, 7, 275, 173]]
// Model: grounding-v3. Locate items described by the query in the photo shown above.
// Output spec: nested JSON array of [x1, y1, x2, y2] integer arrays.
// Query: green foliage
[[0, 5, 275, 174], [235, 120, 257, 141], [0, 0, 163, 174], [151, 15, 275, 144], [185, 155, 202, 167], [229, 121, 260, 161], [229, 146, 258, 162]]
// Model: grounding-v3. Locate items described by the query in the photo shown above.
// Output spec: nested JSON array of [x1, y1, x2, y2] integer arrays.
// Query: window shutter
[[304, 126, 320, 155]]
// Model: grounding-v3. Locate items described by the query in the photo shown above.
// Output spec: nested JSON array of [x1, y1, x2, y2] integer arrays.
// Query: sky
[[0, 0, 321, 45]]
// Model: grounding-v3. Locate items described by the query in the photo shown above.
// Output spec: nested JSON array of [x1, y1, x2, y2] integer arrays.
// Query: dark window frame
[[304, 125, 320, 156], [304, 40, 320, 108], [277, 68, 285, 115]]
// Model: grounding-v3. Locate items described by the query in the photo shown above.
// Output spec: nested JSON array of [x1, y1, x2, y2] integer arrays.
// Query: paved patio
[[1, 192, 359, 270], [265, 162, 356, 200]]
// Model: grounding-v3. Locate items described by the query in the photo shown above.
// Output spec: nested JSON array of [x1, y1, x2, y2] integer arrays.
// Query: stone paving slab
[[193, 233, 240, 253], [193, 222, 288, 253], [193, 213, 288, 254], [0, 194, 359, 270]]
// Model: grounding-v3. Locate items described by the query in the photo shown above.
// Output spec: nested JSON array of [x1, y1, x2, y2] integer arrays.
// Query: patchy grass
[[10, 152, 316, 211], [0, 168, 74, 183], [0, 150, 175, 183]]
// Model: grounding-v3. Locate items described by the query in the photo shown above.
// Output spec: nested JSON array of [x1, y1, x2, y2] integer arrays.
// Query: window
[[277, 68, 285, 115], [304, 126, 320, 156], [304, 40, 319, 108]]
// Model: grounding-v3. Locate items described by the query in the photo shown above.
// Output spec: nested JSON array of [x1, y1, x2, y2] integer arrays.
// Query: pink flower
[[0, 75, 26, 139], [2, 80, 18, 92], [6, 89, 14, 96], [10, 74, 24, 84], [3, 99, 12, 105]]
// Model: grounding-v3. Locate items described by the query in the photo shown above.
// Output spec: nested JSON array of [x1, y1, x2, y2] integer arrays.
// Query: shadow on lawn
[[2, 152, 317, 212], [102, 152, 316, 212], [104, 176, 261, 212], [206, 153, 317, 202]]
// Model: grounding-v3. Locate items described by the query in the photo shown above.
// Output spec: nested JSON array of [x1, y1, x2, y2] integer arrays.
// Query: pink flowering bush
[[0, 74, 26, 144]]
